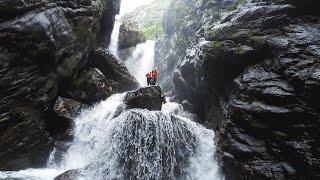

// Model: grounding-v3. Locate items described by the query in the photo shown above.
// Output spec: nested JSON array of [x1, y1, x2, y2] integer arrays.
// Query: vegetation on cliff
[[123, 0, 170, 40]]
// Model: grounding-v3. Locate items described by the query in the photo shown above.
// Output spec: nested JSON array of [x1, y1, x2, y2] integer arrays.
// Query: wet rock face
[[154, 0, 201, 92], [91, 47, 140, 91], [50, 97, 85, 141], [53, 97, 85, 120], [67, 68, 117, 103], [125, 86, 164, 111], [0, 104, 53, 171], [96, 0, 121, 47], [156, 0, 320, 179], [0, 0, 119, 170]]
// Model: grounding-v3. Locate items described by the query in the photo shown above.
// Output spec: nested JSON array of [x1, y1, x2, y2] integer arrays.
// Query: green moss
[[250, 36, 265, 47], [138, 0, 170, 39], [274, 0, 286, 3], [75, 25, 96, 47], [75, 27, 89, 40], [208, 41, 224, 48], [204, 25, 217, 40], [235, 46, 246, 54], [177, 32, 188, 49], [99, 0, 107, 7], [237, 0, 246, 5], [227, 0, 246, 11], [142, 20, 164, 39]]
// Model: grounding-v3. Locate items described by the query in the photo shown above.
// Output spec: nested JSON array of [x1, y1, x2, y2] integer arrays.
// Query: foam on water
[[0, 96, 223, 180]]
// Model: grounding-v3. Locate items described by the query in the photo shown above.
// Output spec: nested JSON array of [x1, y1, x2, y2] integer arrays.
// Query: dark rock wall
[[154, 0, 200, 92], [156, 0, 320, 179], [0, 0, 132, 170], [96, 0, 121, 47]]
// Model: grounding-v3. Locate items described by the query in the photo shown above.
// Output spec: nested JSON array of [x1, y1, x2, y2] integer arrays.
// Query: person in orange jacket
[[153, 69, 158, 85], [150, 69, 158, 85], [146, 69, 158, 86]]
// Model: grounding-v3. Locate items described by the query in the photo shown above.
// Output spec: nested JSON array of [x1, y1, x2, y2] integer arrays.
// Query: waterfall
[[75, 102, 222, 180], [109, 0, 156, 87], [125, 40, 156, 86], [0, 1, 224, 179], [0, 98, 223, 180], [109, 0, 157, 58]]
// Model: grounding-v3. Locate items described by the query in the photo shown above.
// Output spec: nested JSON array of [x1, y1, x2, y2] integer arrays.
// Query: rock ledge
[[124, 86, 164, 111]]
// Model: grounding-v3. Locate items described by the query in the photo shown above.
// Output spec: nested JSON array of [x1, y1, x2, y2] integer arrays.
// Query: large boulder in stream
[[0, 0, 120, 170], [124, 86, 164, 111], [54, 169, 84, 180]]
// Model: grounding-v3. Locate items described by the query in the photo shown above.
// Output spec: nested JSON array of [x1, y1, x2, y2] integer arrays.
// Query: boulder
[[124, 86, 164, 111], [54, 169, 83, 180], [66, 68, 117, 104], [53, 97, 86, 120], [50, 97, 86, 140], [91, 47, 139, 91], [118, 21, 146, 49]]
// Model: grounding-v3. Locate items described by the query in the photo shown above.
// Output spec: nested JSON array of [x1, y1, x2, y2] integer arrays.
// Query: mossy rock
[[118, 21, 146, 49], [123, 0, 171, 40]]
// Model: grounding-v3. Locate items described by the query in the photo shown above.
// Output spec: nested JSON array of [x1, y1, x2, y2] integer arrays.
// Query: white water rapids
[[0, 1, 224, 179]]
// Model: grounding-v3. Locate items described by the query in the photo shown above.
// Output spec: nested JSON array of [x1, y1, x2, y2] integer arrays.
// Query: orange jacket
[[150, 70, 158, 78]]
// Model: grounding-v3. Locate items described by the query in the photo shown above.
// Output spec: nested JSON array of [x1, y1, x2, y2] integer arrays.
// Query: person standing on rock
[[150, 69, 158, 85], [146, 73, 151, 86], [146, 69, 158, 86]]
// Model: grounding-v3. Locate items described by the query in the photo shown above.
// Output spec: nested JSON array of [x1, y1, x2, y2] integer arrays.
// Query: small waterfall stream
[[125, 40, 155, 86], [0, 1, 224, 180], [109, 0, 156, 87], [109, 0, 156, 59]]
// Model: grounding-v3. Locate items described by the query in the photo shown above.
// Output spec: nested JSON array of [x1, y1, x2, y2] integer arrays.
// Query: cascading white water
[[0, 1, 224, 179], [0, 97, 224, 180], [80, 102, 223, 180], [50, 94, 127, 170]]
